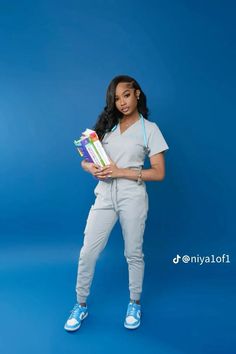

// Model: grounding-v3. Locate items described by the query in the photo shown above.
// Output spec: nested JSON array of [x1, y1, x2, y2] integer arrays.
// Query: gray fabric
[[75, 118, 169, 303], [102, 118, 169, 168], [76, 179, 148, 303]]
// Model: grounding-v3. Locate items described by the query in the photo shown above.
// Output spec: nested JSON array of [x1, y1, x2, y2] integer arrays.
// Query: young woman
[[64, 75, 169, 331]]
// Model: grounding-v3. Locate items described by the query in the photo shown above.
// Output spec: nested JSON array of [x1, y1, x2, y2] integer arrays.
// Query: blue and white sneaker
[[64, 303, 88, 331], [124, 301, 141, 329]]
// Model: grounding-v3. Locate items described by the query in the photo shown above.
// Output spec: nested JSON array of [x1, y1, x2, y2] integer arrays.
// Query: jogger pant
[[75, 178, 149, 303]]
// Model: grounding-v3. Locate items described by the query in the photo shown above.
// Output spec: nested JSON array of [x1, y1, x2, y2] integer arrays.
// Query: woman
[[64, 75, 169, 331]]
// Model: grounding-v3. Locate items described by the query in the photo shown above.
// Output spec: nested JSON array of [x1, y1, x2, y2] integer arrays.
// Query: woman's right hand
[[81, 160, 112, 180], [81, 160, 101, 177]]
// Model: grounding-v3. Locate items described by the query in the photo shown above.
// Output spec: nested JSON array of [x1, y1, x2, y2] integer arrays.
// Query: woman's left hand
[[94, 160, 121, 179]]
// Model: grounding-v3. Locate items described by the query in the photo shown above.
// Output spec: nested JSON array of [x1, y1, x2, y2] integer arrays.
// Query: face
[[114, 82, 140, 116]]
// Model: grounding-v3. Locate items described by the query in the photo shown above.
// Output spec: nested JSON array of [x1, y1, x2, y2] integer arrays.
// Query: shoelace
[[70, 304, 81, 316], [128, 304, 138, 317]]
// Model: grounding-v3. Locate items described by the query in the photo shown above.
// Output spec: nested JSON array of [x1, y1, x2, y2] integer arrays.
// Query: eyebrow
[[115, 89, 131, 98]]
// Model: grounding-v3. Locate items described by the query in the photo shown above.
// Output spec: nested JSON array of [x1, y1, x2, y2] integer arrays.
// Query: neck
[[121, 111, 140, 123]]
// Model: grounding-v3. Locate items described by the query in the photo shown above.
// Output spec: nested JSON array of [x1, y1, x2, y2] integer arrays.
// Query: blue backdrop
[[0, 1, 235, 354]]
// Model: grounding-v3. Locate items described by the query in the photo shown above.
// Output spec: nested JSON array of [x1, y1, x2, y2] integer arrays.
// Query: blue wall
[[1, 1, 235, 245], [0, 1, 235, 353]]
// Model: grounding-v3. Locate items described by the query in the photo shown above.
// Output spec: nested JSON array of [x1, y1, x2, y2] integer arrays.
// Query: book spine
[[92, 140, 110, 165], [82, 138, 103, 166], [88, 131, 110, 165], [76, 147, 84, 157], [74, 140, 84, 157], [86, 144, 102, 166], [88, 137, 106, 166], [74, 140, 93, 162], [81, 145, 93, 162]]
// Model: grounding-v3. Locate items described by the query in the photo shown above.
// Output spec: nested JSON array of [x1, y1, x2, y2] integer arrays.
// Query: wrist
[[117, 168, 124, 178], [137, 167, 143, 184]]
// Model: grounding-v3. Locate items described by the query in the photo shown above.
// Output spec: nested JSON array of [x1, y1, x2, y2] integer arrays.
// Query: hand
[[94, 160, 121, 179], [81, 160, 101, 177]]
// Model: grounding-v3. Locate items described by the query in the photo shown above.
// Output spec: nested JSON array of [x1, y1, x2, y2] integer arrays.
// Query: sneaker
[[124, 301, 141, 329], [64, 303, 88, 332]]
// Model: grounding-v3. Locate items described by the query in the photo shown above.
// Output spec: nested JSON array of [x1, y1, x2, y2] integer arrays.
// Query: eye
[[124, 94, 130, 98]]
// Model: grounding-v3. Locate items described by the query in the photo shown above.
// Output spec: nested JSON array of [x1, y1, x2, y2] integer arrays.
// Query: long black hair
[[93, 75, 149, 140]]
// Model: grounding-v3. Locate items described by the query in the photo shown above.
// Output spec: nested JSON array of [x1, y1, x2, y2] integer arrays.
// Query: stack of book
[[74, 129, 110, 167]]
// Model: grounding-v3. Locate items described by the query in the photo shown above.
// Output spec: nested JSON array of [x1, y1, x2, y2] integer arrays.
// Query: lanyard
[[111, 113, 150, 154]]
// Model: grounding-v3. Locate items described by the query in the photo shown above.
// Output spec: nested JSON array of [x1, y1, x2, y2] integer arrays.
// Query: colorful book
[[74, 139, 93, 162], [74, 129, 110, 166], [83, 129, 110, 165]]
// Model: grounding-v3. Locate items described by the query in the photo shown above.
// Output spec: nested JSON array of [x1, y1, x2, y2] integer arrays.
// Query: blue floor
[[0, 236, 234, 354]]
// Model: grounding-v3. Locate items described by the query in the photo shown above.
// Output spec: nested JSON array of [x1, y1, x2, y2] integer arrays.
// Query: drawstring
[[110, 179, 118, 211]]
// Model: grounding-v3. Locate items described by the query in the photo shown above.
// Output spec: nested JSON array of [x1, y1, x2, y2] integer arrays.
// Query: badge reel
[[143, 145, 150, 156]]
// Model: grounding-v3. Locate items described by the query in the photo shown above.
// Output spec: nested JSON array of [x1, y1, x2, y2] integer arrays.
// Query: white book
[[85, 142, 103, 167], [93, 140, 110, 165]]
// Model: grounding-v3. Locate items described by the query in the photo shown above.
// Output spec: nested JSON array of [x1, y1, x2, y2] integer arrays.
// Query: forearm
[[118, 166, 165, 181]]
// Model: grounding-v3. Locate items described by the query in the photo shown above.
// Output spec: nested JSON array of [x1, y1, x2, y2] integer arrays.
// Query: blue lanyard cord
[[140, 113, 148, 149], [111, 125, 117, 132]]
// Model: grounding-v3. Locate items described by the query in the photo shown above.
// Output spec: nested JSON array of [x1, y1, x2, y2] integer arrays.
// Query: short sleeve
[[148, 123, 169, 157]]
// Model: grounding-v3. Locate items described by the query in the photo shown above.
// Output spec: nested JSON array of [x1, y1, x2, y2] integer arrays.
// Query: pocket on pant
[[94, 181, 106, 196]]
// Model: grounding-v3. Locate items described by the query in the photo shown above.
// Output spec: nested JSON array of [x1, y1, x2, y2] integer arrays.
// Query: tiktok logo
[[172, 253, 230, 265], [173, 254, 181, 264]]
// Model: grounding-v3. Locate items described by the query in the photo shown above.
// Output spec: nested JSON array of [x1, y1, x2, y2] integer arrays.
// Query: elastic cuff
[[77, 296, 87, 304], [130, 292, 141, 301]]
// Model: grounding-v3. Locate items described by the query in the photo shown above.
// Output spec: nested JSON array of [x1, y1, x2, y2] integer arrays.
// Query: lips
[[121, 107, 129, 112]]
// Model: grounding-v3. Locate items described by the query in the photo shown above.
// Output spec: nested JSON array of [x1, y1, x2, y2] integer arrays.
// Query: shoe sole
[[124, 321, 140, 330], [64, 312, 88, 332]]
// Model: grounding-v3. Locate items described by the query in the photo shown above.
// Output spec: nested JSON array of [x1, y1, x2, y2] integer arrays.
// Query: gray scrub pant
[[75, 178, 149, 303]]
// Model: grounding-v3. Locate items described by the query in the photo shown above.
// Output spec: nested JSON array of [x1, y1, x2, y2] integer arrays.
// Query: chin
[[122, 109, 134, 116]]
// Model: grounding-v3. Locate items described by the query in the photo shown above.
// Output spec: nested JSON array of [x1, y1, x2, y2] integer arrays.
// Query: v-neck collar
[[118, 115, 141, 135]]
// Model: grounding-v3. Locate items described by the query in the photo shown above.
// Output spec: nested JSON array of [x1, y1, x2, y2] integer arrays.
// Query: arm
[[121, 153, 165, 181], [94, 153, 166, 182]]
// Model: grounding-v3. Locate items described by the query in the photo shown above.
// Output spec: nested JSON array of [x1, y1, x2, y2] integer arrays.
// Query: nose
[[120, 98, 126, 106]]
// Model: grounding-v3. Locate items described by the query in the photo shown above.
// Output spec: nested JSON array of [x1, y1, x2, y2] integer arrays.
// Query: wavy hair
[[93, 75, 149, 140]]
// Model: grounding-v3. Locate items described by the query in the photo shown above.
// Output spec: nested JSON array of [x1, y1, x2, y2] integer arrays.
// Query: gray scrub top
[[93, 116, 169, 199], [102, 117, 169, 169]]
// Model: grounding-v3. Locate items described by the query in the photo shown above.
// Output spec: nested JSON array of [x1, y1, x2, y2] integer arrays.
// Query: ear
[[135, 89, 141, 99]]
